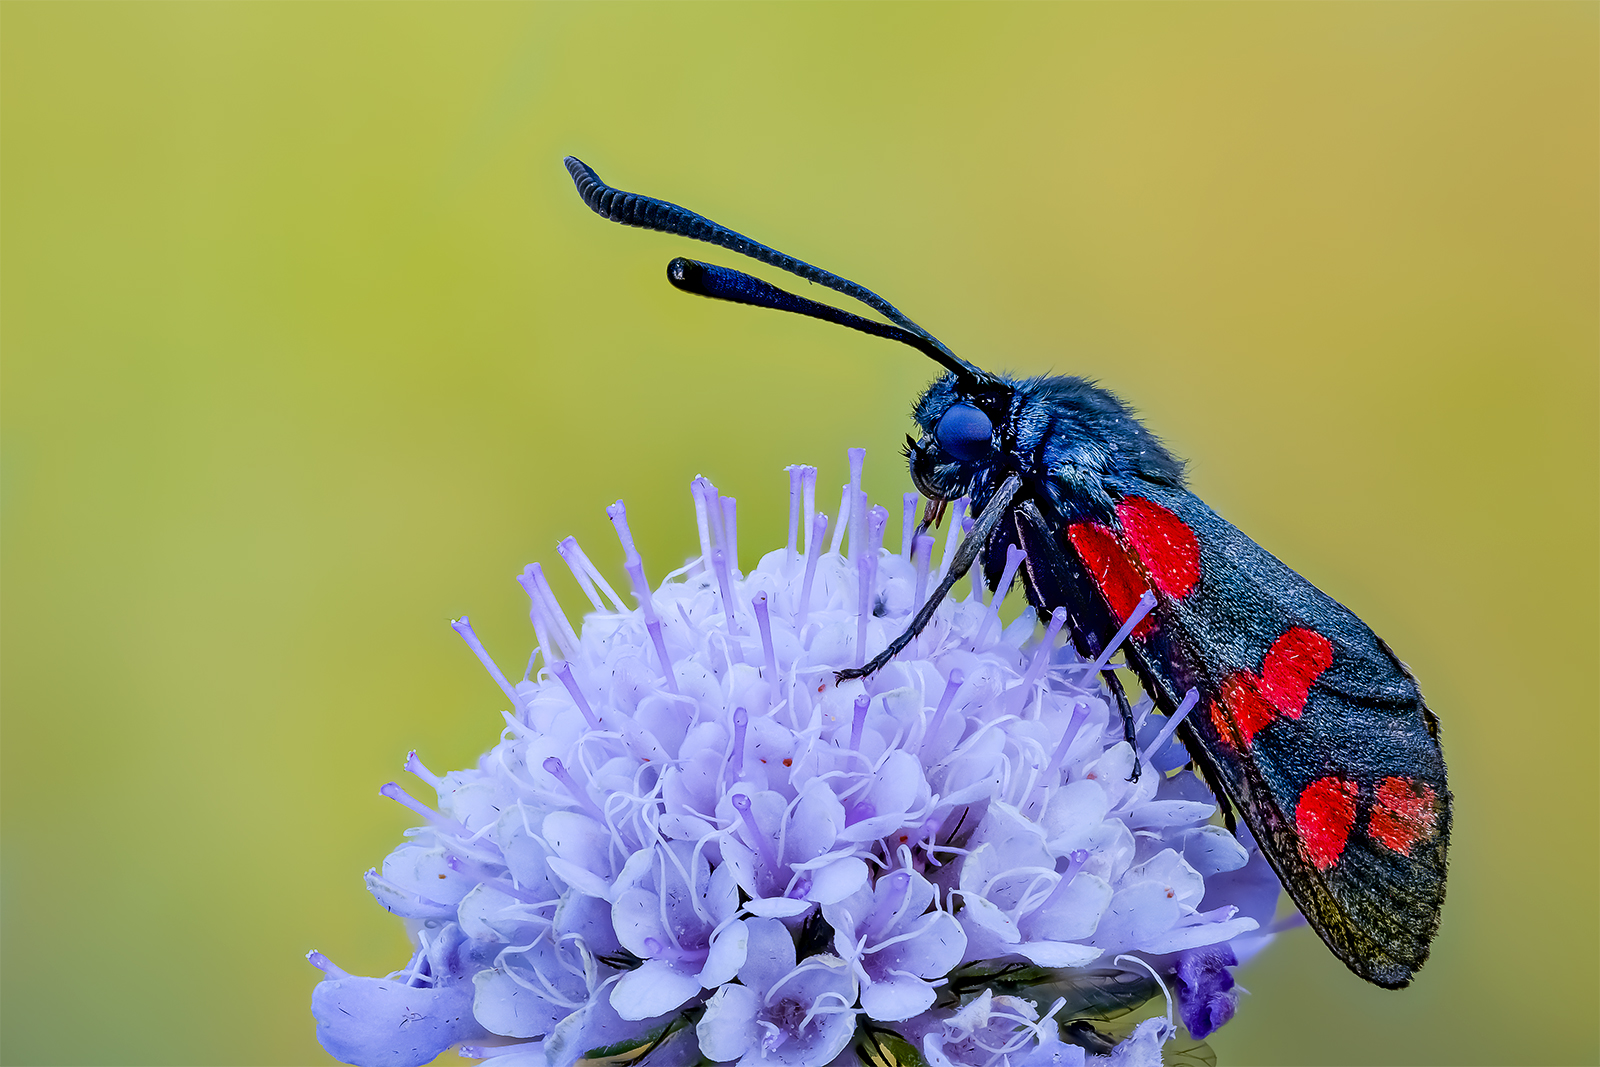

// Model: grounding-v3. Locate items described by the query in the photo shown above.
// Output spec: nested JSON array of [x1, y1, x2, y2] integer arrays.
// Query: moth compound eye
[[935, 403, 993, 463]]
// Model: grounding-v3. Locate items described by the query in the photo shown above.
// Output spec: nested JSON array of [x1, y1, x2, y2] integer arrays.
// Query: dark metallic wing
[[1024, 482, 1450, 988]]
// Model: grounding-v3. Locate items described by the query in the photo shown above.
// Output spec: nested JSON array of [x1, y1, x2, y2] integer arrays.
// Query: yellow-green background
[[3, 4, 1595, 1065]]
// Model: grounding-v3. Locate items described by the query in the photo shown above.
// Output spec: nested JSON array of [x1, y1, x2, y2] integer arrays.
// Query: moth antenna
[[564, 156, 988, 382], [666, 258, 983, 380]]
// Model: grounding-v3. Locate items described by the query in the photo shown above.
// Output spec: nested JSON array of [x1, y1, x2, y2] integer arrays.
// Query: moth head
[[907, 375, 1011, 502]]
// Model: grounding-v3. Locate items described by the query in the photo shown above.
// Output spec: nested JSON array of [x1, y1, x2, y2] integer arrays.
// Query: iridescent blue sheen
[[934, 402, 994, 463]]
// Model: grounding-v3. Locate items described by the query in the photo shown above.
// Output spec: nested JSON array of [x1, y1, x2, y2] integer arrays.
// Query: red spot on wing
[[1211, 627, 1335, 748], [1115, 497, 1201, 599], [1257, 627, 1334, 719], [1369, 776, 1440, 856], [1217, 673, 1278, 747], [1296, 776, 1359, 871], [1207, 697, 1238, 748], [1068, 522, 1155, 636]]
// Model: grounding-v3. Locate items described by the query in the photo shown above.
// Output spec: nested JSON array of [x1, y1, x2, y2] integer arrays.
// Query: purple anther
[[558, 536, 604, 612], [623, 554, 657, 625], [800, 465, 818, 554], [643, 936, 666, 957], [992, 544, 1027, 609], [727, 707, 749, 785], [646, 617, 678, 693], [516, 566, 557, 669], [405, 750, 444, 789], [1046, 701, 1093, 781], [847, 447, 867, 561], [1141, 687, 1200, 766], [558, 536, 626, 613], [1086, 590, 1158, 675], [786, 465, 805, 564], [924, 669, 965, 752], [798, 513, 828, 626], [1012, 608, 1069, 716], [450, 616, 530, 718], [752, 593, 778, 685], [542, 756, 605, 820], [721, 496, 739, 576], [711, 549, 740, 637], [608, 499, 639, 559], [901, 492, 919, 558], [854, 487, 871, 561], [912, 533, 934, 611], [829, 483, 851, 555], [730, 793, 781, 873], [380, 781, 468, 836], [855, 509, 886, 667], [938, 496, 971, 577], [610, 502, 654, 616], [306, 949, 347, 977], [692, 476, 724, 562], [527, 563, 580, 657], [705, 478, 727, 552], [689, 477, 712, 562], [974, 543, 1028, 646], [961, 515, 983, 599], [553, 661, 602, 731], [850, 693, 870, 750]]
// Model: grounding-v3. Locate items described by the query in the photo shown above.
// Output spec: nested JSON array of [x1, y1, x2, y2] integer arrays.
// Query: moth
[[563, 157, 1450, 989]]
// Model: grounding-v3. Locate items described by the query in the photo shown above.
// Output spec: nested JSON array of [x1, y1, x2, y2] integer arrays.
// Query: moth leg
[[837, 475, 1021, 683], [1100, 668, 1141, 783]]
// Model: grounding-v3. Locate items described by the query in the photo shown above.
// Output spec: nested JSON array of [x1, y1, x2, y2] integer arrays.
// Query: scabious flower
[[309, 451, 1281, 1067]]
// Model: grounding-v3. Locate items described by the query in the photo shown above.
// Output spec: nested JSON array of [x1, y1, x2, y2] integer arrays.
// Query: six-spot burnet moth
[[563, 156, 1450, 989]]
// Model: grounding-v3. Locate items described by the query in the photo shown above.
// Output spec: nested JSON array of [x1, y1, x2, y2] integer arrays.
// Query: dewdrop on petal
[[309, 450, 1282, 1067]]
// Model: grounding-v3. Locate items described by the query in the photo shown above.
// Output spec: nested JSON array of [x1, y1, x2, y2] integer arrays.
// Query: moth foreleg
[[1100, 668, 1141, 783], [836, 475, 1021, 683]]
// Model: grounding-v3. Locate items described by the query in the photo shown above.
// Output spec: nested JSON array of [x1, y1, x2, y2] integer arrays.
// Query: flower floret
[[309, 453, 1276, 1067]]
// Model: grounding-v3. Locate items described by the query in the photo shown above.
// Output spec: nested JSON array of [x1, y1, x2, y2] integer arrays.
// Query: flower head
[[310, 452, 1277, 1067]]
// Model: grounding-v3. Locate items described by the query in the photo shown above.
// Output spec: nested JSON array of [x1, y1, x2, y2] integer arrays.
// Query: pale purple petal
[[696, 983, 761, 1062], [861, 975, 936, 1022], [609, 958, 702, 1021], [311, 976, 485, 1067]]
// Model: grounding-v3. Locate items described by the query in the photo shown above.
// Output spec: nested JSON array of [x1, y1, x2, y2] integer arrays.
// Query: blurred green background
[[3, 4, 1595, 1065]]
